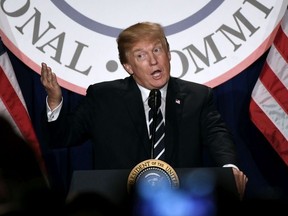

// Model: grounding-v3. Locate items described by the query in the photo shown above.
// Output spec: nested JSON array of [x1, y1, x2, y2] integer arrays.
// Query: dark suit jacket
[[42, 76, 237, 170]]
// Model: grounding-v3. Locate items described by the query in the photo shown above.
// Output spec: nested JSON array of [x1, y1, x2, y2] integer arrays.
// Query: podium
[[68, 167, 239, 207]]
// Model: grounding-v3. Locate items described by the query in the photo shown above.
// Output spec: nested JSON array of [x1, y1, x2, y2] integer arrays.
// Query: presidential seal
[[127, 159, 179, 193]]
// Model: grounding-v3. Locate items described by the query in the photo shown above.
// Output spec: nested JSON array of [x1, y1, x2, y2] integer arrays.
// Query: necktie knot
[[148, 89, 161, 111]]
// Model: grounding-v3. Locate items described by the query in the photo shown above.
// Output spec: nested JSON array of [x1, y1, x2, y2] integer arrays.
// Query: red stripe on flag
[[259, 63, 288, 114], [249, 100, 288, 163], [0, 66, 39, 152], [249, 9, 288, 166], [273, 25, 288, 61], [0, 52, 47, 177]]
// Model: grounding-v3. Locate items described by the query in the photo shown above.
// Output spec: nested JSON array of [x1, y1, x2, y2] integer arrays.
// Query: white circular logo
[[0, 0, 287, 95]]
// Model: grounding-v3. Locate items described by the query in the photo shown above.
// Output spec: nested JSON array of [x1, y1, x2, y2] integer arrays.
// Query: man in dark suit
[[40, 22, 247, 201]]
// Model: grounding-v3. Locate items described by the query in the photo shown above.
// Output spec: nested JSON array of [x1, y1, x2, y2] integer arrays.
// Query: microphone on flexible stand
[[148, 89, 161, 159]]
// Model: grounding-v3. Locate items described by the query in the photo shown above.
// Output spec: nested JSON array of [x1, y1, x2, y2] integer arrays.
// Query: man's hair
[[117, 22, 169, 64]]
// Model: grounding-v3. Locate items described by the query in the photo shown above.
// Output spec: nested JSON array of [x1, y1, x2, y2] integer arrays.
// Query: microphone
[[127, 89, 179, 194], [148, 89, 161, 111], [148, 89, 161, 159]]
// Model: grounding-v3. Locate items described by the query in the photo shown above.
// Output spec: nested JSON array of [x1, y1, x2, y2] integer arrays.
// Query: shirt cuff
[[46, 96, 63, 122], [223, 164, 239, 170]]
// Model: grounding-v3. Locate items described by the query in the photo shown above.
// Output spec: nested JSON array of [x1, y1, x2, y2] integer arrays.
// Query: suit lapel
[[165, 78, 187, 162], [121, 77, 187, 161], [122, 77, 151, 157]]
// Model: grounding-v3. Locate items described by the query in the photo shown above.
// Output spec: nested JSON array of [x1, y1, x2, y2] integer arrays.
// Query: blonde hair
[[117, 22, 169, 64]]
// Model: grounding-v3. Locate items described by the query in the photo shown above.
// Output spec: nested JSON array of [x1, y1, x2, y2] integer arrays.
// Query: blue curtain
[[7, 47, 288, 200]]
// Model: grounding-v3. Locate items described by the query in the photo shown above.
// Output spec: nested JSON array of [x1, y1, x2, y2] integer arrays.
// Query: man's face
[[123, 39, 171, 90]]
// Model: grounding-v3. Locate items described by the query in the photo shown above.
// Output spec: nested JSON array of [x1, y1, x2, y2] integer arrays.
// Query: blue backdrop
[[6, 46, 288, 201]]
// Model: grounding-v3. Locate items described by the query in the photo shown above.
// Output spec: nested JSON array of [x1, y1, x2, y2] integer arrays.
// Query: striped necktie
[[148, 89, 165, 160]]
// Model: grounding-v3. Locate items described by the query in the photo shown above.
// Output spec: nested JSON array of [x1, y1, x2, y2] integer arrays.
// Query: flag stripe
[[250, 9, 288, 166], [273, 23, 288, 60], [0, 65, 40, 151], [266, 46, 288, 88], [251, 77, 288, 139], [250, 100, 288, 162], [260, 53, 288, 114], [0, 40, 47, 176]]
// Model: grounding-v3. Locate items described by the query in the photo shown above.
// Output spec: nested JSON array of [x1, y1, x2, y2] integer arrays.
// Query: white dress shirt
[[137, 84, 167, 135]]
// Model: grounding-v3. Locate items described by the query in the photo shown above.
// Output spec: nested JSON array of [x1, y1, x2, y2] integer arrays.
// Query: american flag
[[249, 9, 288, 166], [0, 38, 47, 176]]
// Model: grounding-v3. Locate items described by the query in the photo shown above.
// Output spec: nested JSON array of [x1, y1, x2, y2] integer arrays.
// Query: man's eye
[[135, 53, 146, 60], [154, 47, 162, 53]]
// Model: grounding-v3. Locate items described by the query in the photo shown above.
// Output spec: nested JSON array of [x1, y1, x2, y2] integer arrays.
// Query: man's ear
[[168, 51, 171, 61], [123, 64, 133, 75]]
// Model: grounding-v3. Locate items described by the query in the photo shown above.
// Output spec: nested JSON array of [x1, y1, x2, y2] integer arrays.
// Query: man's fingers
[[232, 168, 248, 200], [41, 62, 56, 87]]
